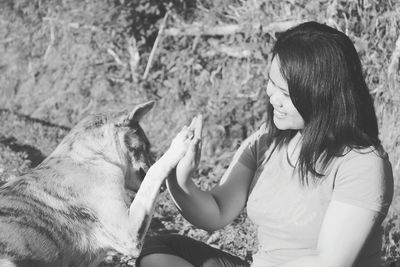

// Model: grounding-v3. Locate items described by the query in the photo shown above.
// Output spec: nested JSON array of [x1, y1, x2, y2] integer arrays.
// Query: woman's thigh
[[136, 234, 250, 267]]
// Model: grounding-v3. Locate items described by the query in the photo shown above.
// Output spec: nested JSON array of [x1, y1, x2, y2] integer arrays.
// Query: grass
[[0, 0, 399, 266]]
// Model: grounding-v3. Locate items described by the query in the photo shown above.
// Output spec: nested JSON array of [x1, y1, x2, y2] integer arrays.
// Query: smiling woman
[[137, 21, 394, 267]]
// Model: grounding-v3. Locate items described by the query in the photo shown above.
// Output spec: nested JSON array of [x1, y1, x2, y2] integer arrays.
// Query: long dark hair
[[265, 21, 382, 184]]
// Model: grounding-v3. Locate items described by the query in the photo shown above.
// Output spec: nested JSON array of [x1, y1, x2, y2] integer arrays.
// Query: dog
[[0, 101, 165, 267]]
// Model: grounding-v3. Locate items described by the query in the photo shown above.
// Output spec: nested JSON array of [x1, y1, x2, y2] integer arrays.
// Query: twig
[[344, 15, 349, 36], [165, 24, 239, 36], [43, 17, 55, 61], [388, 35, 400, 78], [207, 39, 251, 58], [107, 48, 126, 67], [164, 20, 303, 37], [395, 157, 400, 171], [128, 36, 140, 82], [42, 17, 98, 32], [142, 11, 169, 80]]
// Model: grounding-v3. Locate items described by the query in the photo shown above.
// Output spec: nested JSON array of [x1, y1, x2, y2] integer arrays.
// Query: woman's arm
[[168, 158, 254, 231], [167, 116, 255, 231], [277, 200, 381, 267]]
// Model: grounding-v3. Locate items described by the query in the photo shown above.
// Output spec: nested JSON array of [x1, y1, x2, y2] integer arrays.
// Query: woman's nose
[[266, 81, 283, 107], [269, 93, 281, 108]]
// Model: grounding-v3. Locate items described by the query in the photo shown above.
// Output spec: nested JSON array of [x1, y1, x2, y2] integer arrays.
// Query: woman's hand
[[176, 115, 203, 182], [161, 125, 194, 169], [167, 115, 254, 231]]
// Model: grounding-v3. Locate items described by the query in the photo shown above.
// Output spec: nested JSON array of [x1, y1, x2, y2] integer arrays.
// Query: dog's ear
[[116, 100, 155, 127], [130, 100, 155, 122]]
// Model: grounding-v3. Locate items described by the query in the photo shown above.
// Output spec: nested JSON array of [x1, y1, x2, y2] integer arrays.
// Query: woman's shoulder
[[333, 145, 393, 182], [341, 145, 389, 164], [235, 123, 273, 166], [251, 123, 269, 138], [242, 123, 269, 146], [331, 145, 394, 214]]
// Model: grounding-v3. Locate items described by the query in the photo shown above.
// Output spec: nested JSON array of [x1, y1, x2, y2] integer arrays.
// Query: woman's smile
[[273, 109, 287, 118]]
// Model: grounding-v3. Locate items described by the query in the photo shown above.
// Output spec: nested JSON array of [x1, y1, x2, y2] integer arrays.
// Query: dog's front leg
[[128, 161, 173, 256]]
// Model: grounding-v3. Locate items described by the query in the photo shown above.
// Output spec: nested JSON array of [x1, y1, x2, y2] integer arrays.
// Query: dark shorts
[[136, 234, 250, 267]]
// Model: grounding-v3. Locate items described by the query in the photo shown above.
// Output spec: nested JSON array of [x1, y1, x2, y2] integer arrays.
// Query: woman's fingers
[[183, 115, 202, 141], [193, 115, 203, 140], [176, 114, 203, 152], [184, 135, 202, 165], [188, 136, 200, 153], [174, 116, 203, 177], [189, 116, 197, 130], [176, 125, 193, 141]]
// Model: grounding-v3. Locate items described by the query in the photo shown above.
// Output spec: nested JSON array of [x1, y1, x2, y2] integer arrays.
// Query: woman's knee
[[202, 257, 249, 267], [138, 253, 194, 267]]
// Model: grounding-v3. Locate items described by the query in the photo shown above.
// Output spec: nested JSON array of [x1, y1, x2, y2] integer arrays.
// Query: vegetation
[[0, 0, 399, 266]]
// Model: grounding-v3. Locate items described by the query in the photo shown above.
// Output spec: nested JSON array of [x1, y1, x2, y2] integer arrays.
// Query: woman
[[137, 21, 394, 267]]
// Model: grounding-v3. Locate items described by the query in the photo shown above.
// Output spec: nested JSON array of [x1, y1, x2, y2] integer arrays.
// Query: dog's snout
[[138, 168, 146, 181]]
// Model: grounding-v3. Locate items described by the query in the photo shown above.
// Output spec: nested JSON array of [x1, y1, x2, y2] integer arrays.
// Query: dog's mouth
[[138, 168, 146, 182]]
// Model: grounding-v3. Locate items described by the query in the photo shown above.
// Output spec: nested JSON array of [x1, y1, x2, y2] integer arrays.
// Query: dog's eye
[[124, 134, 143, 156]]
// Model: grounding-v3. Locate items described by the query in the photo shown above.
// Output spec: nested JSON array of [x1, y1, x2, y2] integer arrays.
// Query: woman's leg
[[140, 253, 194, 267], [136, 234, 249, 267]]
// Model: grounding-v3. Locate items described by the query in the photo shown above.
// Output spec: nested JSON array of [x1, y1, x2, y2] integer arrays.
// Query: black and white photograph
[[0, 1, 399, 266]]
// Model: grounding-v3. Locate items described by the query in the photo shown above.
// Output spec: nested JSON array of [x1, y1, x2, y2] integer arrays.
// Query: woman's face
[[266, 57, 305, 130]]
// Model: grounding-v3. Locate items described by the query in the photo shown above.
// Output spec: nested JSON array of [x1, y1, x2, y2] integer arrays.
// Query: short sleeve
[[333, 150, 394, 215], [235, 124, 267, 170]]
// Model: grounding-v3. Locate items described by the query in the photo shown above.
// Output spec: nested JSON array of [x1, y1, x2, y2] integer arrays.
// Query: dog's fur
[[0, 101, 164, 267]]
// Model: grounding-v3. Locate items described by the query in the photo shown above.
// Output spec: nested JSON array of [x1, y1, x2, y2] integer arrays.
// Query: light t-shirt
[[237, 125, 393, 267]]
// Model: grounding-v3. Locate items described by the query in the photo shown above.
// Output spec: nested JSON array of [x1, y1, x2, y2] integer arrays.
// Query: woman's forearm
[[166, 173, 224, 231]]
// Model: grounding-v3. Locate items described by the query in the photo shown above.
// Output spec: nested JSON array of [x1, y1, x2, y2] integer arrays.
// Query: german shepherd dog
[[0, 101, 165, 267]]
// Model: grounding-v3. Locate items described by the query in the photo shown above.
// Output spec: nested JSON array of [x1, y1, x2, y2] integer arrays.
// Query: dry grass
[[0, 0, 399, 265]]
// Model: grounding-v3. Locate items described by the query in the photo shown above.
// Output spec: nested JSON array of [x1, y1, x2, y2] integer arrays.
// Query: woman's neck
[[287, 131, 302, 165]]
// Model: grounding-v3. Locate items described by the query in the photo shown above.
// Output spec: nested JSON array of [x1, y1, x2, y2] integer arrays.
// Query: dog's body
[[0, 101, 163, 267]]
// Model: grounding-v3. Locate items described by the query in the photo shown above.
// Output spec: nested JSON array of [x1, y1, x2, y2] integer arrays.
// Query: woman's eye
[[281, 89, 290, 97]]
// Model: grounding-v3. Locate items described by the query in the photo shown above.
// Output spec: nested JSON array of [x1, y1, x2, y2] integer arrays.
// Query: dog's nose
[[138, 168, 146, 181]]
